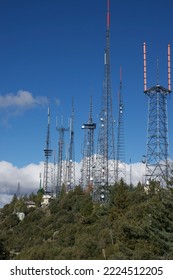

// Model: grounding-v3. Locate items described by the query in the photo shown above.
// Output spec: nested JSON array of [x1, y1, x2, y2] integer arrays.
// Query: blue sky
[[0, 0, 173, 182]]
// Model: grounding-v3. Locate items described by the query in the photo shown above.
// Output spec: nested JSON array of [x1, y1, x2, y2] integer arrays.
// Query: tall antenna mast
[[43, 108, 53, 193], [67, 98, 75, 191], [94, 0, 116, 202], [116, 67, 126, 182], [144, 42, 171, 186], [56, 116, 69, 196], [81, 96, 96, 191]]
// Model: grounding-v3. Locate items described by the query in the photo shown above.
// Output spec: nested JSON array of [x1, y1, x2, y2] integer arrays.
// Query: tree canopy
[[0, 182, 173, 260]]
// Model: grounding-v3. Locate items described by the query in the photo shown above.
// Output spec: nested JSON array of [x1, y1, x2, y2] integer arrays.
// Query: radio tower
[[116, 67, 126, 182], [143, 42, 171, 186], [43, 108, 53, 194], [66, 98, 75, 191], [94, 0, 116, 202], [56, 117, 69, 196], [81, 96, 96, 191]]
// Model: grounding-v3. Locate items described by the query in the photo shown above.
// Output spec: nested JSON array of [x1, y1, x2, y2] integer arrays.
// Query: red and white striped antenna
[[107, 0, 110, 29], [143, 42, 147, 92], [168, 43, 171, 91]]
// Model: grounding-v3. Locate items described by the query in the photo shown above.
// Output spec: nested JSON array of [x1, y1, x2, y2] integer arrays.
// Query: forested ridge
[[0, 181, 173, 260]]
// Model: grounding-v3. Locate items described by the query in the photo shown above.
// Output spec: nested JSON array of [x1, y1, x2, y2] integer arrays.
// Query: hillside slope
[[0, 182, 173, 260]]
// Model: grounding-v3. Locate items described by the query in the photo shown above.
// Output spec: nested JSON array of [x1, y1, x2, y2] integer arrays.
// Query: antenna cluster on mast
[[94, 0, 116, 203], [143, 42, 171, 185]]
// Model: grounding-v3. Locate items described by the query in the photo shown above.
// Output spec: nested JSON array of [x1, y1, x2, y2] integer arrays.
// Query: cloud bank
[[0, 161, 44, 208], [0, 160, 145, 208]]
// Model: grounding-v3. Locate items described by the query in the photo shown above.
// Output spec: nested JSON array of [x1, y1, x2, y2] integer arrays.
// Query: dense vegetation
[[0, 181, 173, 260]]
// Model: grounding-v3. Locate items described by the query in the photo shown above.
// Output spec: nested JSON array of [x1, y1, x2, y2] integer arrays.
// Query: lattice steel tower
[[116, 68, 126, 182], [81, 96, 96, 191], [94, 0, 116, 202], [56, 117, 69, 196], [66, 99, 75, 191], [143, 42, 171, 185], [43, 108, 53, 194]]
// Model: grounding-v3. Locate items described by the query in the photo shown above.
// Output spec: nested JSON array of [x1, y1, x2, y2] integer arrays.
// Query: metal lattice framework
[[56, 117, 69, 196], [43, 108, 53, 194], [81, 96, 96, 191], [143, 42, 171, 185], [66, 99, 75, 191], [116, 69, 126, 182], [145, 85, 170, 184], [94, 0, 116, 202]]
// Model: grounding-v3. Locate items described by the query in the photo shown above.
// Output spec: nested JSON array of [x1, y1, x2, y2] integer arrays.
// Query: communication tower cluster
[[42, 0, 172, 204], [42, 102, 76, 197]]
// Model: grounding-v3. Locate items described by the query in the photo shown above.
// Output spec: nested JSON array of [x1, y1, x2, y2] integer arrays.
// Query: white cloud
[[0, 90, 48, 125], [126, 162, 146, 185], [0, 161, 44, 208], [0, 160, 145, 208], [0, 90, 48, 109]]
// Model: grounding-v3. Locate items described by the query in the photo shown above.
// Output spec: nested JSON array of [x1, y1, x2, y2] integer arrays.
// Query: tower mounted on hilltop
[[116, 67, 126, 182], [66, 98, 75, 191], [94, 0, 116, 202], [81, 96, 96, 191], [56, 117, 69, 196], [143, 42, 171, 186], [43, 108, 53, 194]]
